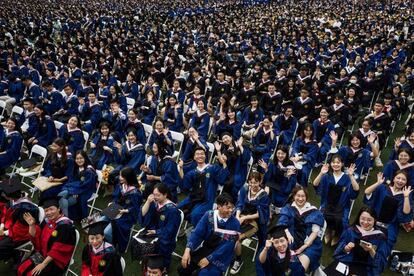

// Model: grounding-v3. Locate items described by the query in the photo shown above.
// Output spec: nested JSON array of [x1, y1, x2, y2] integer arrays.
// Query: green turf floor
[[0, 114, 411, 275]]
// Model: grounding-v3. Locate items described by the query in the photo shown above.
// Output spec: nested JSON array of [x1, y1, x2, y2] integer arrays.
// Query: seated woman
[[58, 115, 85, 155], [184, 84, 205, 127], [324, 207, 388, 276], [252, 116, 276, 163], [256, 226, 305, 276], [330, 131, 378, 179], [81, 221, 123, 276], [313, 155, 359, 246], [104, 167, 143, 253], [290, 123, 319, 187], [391, 130, 414, 161], [0, 118, 23, 172], [89, 122, 116, 170], [188, 100, 210, 140], [18, 197, 76, 276], [312, 107, 335, 164], [137, 183, 181, 270], [230, 172, 270, 274], [162, 95, 183, 132], [37, 138, 74, 199], [260, 145, 297, 208], [277, 186, 325, 273], [58, 150, 97, 220], [28, 104, 57, 149], [139, 90, 157, 125], [148, 118, 174, 156], [364, 171, 413, 251], [383, 148, 414, 188], [140, 141, 180, 202], [214, 107, 241, 141], [124, 109, 146, 145], [216, 133, 251, 200], [274, 105, 298, 146], [241, 96, 264, 139]]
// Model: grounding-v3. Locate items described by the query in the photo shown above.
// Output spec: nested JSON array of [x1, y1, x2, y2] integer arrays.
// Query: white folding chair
[[18, 145, 48, 191], [126, 97, 135, 110], [170, 130, 184, 161], [9, 139, 24, 178], [83, 131, 89, 151], [88, 170, 103, 215], [120, 256, 126, 272], [172, 209, 185, 258], [54, 120, 64, 130], [241, 235, 260, 262], [142, 123, 153, 139], [10, 105, 24, 118], [206, 142, 215, 163], [0, 100, 6, 121], [65, 229, 80, 276]]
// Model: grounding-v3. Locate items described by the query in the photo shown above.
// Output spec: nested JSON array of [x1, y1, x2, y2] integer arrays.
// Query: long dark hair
[[120, 167, 139, 187], [6, 117, 22, 135], [273, 145, 290, 166], [153, 183, 172, 200], [300, 123, 313, 140], [73, 150, 92, 178], [49, 138, 68, 168]]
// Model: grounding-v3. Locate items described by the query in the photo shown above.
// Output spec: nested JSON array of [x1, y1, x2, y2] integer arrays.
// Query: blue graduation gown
[[223, 146, 251, 199], [312, 119, 334, 163], [315, 173, 359, 231], [274, 115, 298, 146], [89, 134, 116, 170], [389, 140, 414, 161], [148, 131, 174, 155], [26, 84, 42, 104], [333, 226, 388, 276], [64, 167, 97, 220], [105, 111, 126, 139], [115, 142, 146, 173], [252, 128, 276, 162], [163, 106, 183, 132], [40, 155, 75, 198], [256, 248, 305, 276], [43, 90, 64, 115], [123, 82, 140, 100], [63, 95, 80, 116], [363, 184, 413, 250], [187, 211, 240, 273], [214, 120, 242, 141], [383, 160, 414, 188], [264, 162, 297, 207], [58, 125, 85, 155], [124, 120, 146, 145], [177, 164, 229, 226], [139, 201, 181, 268], [277, 204, 325, 272], [0, 131, 23, 170], [146, 156, 180, 202], [79, 103, 102, 134], [236, 187, 269, 244], [34, 117, 57, 148], [241, 107, 264, 127], [335, 146, 372, 178], [291, 138, 318, 186], [189, 111, 210, 140], [111, 186, 143, 253]]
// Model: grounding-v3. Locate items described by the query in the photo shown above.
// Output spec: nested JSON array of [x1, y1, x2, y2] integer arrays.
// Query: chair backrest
[[65, 229, 80, 276], [170, 131, 184, 158], [11, 105, 24, 116], [38, 207, 45, 223], [0, 100, 6, 109], [120, 256, 126, 272], [319, 220, 327, 241], [83, 131, 89, 150], [126, 97, 135, 110], [31, 145, 48, 159], [96, 170, 103, 183], [206, 142, 215, 163], [54, 120, 64, 130], [142, 123, 153, 138], [175, 209, 185, 242]]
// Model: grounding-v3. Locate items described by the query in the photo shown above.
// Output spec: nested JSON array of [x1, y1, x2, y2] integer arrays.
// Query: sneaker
[[230, 259, 243, 274]]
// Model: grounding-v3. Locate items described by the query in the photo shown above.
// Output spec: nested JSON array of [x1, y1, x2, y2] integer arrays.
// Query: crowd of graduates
[[0, 0, 413, 275]]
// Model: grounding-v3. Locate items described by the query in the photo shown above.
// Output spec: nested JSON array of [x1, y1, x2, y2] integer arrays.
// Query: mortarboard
[[147, 256, 165, 270], [83, 220, 109, 235], [102, 203, 123, 220], [269, 225, 288, 239], [0, 176, 23, 198], [39, 196, 60, 209]]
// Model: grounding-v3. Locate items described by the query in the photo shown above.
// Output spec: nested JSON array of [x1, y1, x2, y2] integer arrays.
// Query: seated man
[[178, 193, 240, 276], [17, 197, 76, 276]]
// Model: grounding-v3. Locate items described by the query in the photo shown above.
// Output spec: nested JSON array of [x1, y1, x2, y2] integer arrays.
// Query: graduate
[[251, 116, 276, 163], [292, 88, 315, 124], [290, 123, 319, 187], [89, 122, 117, 170], [364, 100, 391, 149], [140, 90, 158, 125], [241, 96, 264, 139], [277, 186, 325, 273], [328, 93, 349, 139], [37, 138, 74, 198], [273, 105, 298, 146], [105, 100, 127, 142], [188, 100, 211, 140], [81, 221, 123, 276], [231, 172, 270, 274], [125, 109, 146, 145], [213, 107, 242, 141], [162, 95, 184, 132], [177, 147, 229, 227], [313, 155, 359, 246], [0, 118, 23, 171], [330, 131, 378, 179], [17, 197, 76, 276], [184, 84, 206, 126], [325, 207, 388, 276], [383, 148, 414, 188], [364, 171, 413, 251], [53, 83, 79, 123], [178, 193, 240, 276], [78, 91, 102, 134], [145, 256, 166, 276], [41, 81, 64, 116], [0, 180, 40, 261], [391, 130, 414, 161], [138, 183, 181, 269], [104, 167, 143, 253], [58, 115, 85, 155], [178, 127, 209, 174], [113, 129, 146, 175], [140, 141, 180, 202], [58, 151, 97, 220], [216, 133, 251, 200], [28, 105, 57, 149], [256, 226, 305, 276], [260, 145, 297, 208], [148, 118, 174, 156], [312, 107, 335, 163]]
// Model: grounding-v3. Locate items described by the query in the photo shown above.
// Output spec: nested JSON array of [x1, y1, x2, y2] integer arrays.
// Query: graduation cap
[[102, 203, 123, 220], [83, 221, 109, 235], [39, 196, 60, 209], [269, 225, 288, 239], [147, 256, 165, 270], [20, 158, 38, 169], [0, 176, 23, 198]]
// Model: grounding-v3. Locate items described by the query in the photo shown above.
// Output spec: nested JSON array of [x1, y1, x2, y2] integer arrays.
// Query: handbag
[[131, 232, 159, 260]]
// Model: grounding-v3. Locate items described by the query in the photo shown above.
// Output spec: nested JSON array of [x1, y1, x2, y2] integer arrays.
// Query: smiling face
[[88, 234, 104, 249], [193, 149, 206, 164], [398, 151, 410, 165], [320, 109, 328, 120], [276, 149, 287, 162], [217, 202, 234, 219], [44, 206, 60, 221], [272, 236, 289, 254], [68, 116, 78, 129], [359, 211, 375, 231], [350, 136, 361, 149], [393, 172, 408, 190], [330, 157, 343, 172], [248, 177, 261, 193], [303, 126, 313, 138], [6, 119, 16, 131], [127, 132, 137, 143], [294, 189, 307, 208], [221, 134, 232, 146], [153, 187, 167, 204]]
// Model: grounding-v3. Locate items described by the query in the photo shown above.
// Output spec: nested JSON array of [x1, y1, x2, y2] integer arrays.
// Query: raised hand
[[403, 186, 413, 198], [347, 163, 356, 176], [320, 163, 330, 174], [329, 130, 338, 141], [214, 141, 221, 152], [258, 159, 268, 171], [367, 133, 377, 144], [376, 172, 385, 184]]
